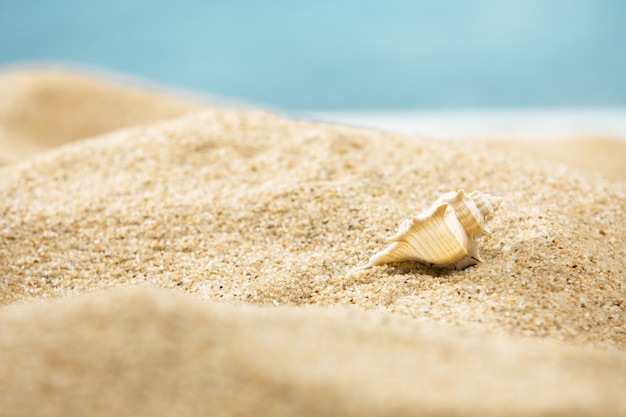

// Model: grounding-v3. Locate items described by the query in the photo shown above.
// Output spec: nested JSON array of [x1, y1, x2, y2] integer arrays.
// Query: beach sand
[[1, 69, 625, 416], [0, 69, 204, 165], [484, 137, 626, 182]]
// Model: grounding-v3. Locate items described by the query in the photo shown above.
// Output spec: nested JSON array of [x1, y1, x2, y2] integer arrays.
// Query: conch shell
[[350, 190, 502, 273]]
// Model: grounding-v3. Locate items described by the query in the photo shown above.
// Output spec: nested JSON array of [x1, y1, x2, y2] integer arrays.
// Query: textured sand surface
[[1, 69, 626, 416]]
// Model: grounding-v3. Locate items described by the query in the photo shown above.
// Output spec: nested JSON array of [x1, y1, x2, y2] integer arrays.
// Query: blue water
[[1, 0, 625, 109]]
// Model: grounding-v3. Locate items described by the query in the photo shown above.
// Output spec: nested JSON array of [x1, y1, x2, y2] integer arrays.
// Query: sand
[[0, 68, 204, 165], [308, 110, 626, 182], [2, 287, 626, 417], [1, 68, 625, 416], [484, 137, 626, 182]]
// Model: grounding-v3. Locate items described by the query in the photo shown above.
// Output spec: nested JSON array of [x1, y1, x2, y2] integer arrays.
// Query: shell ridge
[[417, 203, 455, 262], [385, 218, 413, 242], [446, 189, 486, 238]]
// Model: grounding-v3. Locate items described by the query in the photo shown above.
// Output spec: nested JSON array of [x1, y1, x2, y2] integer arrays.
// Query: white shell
[[350, 190, 502, 273]]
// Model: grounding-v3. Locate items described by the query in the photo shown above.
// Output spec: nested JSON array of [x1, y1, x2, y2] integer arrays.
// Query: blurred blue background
[[1, 0, 625, 109]]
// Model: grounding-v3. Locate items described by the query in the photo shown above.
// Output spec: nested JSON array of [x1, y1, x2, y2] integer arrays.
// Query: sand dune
[[1, 69, 625, 416], [0, 68, 204, 165]]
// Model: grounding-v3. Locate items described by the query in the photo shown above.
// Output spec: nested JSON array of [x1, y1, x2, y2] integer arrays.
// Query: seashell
[[350, 189, 502, 273]]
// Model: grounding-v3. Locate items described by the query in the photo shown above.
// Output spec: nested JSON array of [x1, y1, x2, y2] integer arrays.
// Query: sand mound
[[2, 108, 624, 350], [1, 70, 625, 416], [1, 287, 625, 417], [0, 68, 204, 164]]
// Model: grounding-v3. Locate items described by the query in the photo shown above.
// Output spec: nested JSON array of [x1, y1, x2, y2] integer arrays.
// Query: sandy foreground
[[1, 69, 625, 416]]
